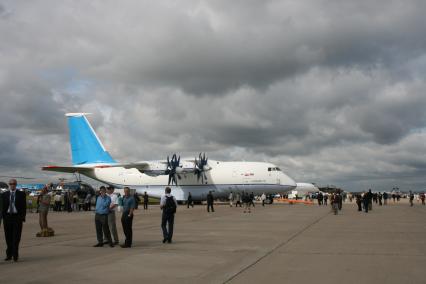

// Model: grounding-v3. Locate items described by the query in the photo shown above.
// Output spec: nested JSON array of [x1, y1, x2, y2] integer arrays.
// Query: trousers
[[106, 211, 119, 243], [207, 203, 214, 212], [161, 212, 174, 241], [95, 214, 112, 244], [121, 213, 133, 247], [4, 214, 23, 258]]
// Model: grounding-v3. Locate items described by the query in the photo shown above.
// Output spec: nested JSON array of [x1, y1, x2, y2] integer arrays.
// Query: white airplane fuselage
[[86, 161, 295, 201]]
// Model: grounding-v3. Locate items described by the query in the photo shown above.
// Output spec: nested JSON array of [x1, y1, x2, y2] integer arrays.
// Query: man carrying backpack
[[160, 187, 177, 243]]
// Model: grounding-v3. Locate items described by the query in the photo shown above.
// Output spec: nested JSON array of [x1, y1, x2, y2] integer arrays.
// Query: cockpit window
[[269, 167, 281, 171], [268, 167, 281, 171]]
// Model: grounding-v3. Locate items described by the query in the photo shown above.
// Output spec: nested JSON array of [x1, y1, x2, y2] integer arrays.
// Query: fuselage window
[[268, 167, 272, 171]]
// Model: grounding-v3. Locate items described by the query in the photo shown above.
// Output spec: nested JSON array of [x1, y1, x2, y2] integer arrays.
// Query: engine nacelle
[[203, 165, 211, 171]]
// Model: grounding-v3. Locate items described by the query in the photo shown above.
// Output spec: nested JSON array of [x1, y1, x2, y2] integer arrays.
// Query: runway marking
[[276, 251, 426, 257], [223, 209, 331, 283]]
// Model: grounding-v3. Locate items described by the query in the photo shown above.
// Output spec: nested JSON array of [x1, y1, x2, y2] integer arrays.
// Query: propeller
[[165, 154, 181, 186], [194, 153, 209, 184]]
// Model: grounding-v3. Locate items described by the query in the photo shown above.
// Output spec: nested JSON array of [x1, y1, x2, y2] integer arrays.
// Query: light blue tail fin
[[66, 113, 116, 165]]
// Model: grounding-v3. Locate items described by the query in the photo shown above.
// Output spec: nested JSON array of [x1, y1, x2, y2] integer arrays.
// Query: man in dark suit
[[2, 179, 26, 262]]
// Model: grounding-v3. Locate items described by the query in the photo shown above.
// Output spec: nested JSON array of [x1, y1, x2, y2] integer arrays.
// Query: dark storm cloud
[[83, 0, 426, 95], [1, 0, 426, 190]]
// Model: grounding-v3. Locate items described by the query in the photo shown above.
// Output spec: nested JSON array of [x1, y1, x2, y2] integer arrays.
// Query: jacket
[[2, 190, 26, 221]]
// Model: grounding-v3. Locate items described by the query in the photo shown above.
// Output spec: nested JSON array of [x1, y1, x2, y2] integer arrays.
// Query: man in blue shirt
[[120, 187, 136, 248], [94, 186, 113, 247]]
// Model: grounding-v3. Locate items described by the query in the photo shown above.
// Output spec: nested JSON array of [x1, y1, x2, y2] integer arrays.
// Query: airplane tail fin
[[66, 113, 116, 165]]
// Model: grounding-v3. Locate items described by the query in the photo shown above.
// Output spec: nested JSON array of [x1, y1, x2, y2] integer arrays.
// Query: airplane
[[287, 183, 321, 199], [42, 113, 297, 201]]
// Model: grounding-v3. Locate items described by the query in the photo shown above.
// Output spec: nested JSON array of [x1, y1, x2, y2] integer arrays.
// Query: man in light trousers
[[105, 186, 119, 245]]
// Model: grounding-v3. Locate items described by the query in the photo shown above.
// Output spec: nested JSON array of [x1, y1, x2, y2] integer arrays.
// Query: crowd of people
[[1, 178, 425, 262], [0, 179, 179, 261]]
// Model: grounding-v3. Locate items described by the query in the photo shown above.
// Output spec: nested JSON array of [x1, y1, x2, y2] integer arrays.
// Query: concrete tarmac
[[1, 200, 425, 284]]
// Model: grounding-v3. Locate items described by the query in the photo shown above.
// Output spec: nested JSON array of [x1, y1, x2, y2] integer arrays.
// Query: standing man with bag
[[120, 187, 135, 248], [160, 187, 177, 244], [2, 179, 26, 261]]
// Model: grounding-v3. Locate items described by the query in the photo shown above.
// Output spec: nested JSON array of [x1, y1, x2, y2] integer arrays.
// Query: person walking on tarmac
[[409, 191, 414, 207], [331, 193, 339, 215], [338, 191, 343, 210], [317, 192, 323, 206], [356, 194, 362, 211], [363, 190, 372, 213], [323, 194, 328, 206], [242, 192, 251, 213], [160, 187, 177, 243], [143, 192, 149, 210], [187, 192, 194, 208], [261, 193, 267, 207], [367, 189, 373, 211], [383, 192, 388, 205], [420, 193, 425, 205], [206, 191, 214, 212], [235, 192, 242, 207], [228, 192, 234, 207]]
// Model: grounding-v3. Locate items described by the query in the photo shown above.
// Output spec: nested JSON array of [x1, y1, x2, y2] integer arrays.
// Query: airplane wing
[[104, 162, 150, 171], [42, 165, 95, 174]]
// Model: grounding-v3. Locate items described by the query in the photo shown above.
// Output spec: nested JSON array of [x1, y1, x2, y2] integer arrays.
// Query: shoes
[[103, 241, 109, 245], [167, 239, 172, 243], [4, 256, 12, 261], [13, 257, 18, 262], [114, 241, 119, 245], [109, 243, 114, 247], [120, 244, 130, 248], [93, 243, 103, 247], [162, 239, 167, 243]]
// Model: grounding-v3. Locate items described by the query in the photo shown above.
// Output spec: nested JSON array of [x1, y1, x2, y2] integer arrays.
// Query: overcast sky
[[1, 0, 426, 191]]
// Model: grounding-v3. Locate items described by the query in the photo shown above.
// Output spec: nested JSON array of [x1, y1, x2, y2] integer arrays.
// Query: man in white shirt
[[54, 192, 62, 211], [105, 186, 119, 245], [261, 193, 267, 207], [160, 187, 177, 243]]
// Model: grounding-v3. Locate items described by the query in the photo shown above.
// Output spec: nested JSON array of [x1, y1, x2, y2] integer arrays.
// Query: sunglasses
[[9, 183, 17, 185]]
